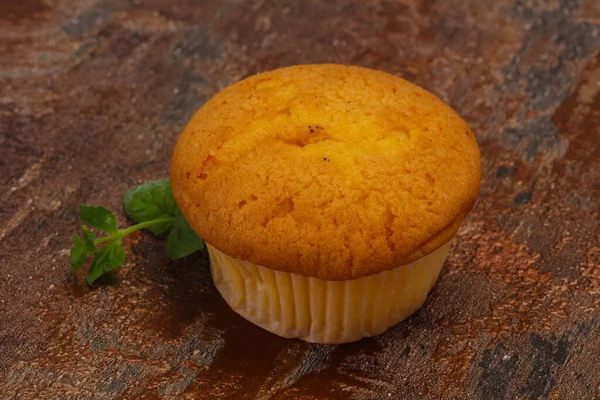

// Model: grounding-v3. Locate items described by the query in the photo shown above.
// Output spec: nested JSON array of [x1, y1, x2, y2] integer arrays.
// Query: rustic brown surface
[[1, 0, 599, 399]]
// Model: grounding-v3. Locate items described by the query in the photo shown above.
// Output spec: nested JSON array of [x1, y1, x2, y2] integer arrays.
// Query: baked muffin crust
[[170, 64, 480, 280]]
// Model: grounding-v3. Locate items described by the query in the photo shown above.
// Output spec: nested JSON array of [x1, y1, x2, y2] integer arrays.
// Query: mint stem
[[94, 217, 175, 245]]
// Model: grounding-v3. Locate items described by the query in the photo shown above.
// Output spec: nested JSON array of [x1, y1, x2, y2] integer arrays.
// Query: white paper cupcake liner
[[208, 241, 451, 344]]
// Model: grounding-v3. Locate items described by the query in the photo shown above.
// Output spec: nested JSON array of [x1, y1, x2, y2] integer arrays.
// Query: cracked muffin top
[[170, 64, 481, 280]]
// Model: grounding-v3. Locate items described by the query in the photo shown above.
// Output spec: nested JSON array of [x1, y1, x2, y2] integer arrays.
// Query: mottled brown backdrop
[[1, 0, 599, 399]]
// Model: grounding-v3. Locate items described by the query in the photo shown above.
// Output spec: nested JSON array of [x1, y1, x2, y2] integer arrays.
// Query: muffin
[[170, 64, 480, 344]]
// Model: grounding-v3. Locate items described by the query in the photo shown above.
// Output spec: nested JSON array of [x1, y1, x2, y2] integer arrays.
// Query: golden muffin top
[[170, 64, 481, 280]]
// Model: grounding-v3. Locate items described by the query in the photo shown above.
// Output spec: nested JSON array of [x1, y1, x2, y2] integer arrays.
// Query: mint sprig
[[70, 179, 205, 286]]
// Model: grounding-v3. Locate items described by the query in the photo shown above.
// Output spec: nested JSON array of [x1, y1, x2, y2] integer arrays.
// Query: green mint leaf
[[166, 207, 204, 260], [70, 226, 98, 271], [70, 234, 88, 271], [81, 226, 97, 252], [79, 205, 118, 233], [123, 179, 177, 236], [86, 239, 126, 286]]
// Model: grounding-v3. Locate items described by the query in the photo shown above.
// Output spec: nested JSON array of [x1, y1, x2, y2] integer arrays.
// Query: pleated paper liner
[[208, 241, 451, 344]]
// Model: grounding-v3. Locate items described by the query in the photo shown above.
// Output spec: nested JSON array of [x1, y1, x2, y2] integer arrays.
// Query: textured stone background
[[1, 0, 600, 399]]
